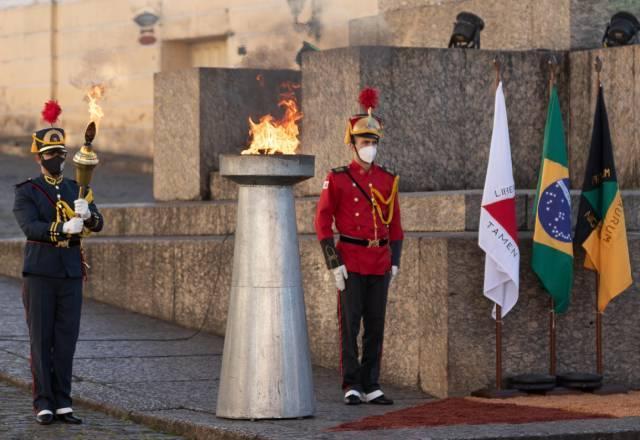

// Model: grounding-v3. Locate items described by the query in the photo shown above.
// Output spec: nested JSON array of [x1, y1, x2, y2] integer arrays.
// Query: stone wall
[[356, 0, 640, 51], [299, 46, 571, 195], [568, 46, 640, 189], [156, 47, 640, 202], [297, 45, 640, 197], [1, 194, 638, 397], [1, 232, 638, 397], [153, 68, 300, 201], [97, 190, 640, 238], [352, 0, 570, 50]]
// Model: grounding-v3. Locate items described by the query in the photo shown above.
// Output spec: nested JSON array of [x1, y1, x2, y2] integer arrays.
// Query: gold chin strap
[[371, 175, 399, 226]]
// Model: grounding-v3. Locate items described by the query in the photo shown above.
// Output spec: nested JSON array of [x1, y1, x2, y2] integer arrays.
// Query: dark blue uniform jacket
[[13, 175, 103, 278]]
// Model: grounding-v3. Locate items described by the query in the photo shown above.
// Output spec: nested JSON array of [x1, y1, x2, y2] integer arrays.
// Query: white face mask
[[357, 145, 377, 164]]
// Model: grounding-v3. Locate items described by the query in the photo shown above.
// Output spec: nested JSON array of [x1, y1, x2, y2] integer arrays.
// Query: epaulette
[[15, 178, 32, 188], [378, 164, 397, 177], [331, 166, 348, 174]]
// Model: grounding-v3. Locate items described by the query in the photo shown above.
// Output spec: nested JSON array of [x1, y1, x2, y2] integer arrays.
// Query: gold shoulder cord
[[369, 175, 399, 242], [371, 175, 399, 225]]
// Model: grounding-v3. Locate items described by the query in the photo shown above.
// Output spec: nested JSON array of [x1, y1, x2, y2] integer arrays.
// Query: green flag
[[574, 85, 632, 312], [532, 86, 574, 313]]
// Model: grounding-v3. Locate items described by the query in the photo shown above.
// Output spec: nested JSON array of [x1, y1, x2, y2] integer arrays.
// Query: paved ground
[[2, 276, 640, 440], [0, 153, 153, 238], [0, 382, 183, 439]]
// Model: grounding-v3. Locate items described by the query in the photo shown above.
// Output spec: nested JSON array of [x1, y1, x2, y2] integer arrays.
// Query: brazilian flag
[[532, 86, 574, 313], [575, 85, 633, 312]]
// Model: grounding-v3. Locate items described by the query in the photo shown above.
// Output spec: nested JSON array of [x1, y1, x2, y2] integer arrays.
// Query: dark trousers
[[22, 275, 82, 413], [338, 272, 390, 393]]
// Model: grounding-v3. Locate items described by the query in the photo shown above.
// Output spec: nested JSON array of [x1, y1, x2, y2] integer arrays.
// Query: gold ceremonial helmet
[[31, 128, 67, 154], [344, 87, 383, 144]]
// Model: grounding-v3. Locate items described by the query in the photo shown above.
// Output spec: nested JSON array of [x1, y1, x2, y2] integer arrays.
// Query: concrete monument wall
[[299, 46, 571, 195], [354, 0, 640, 51], [569, 46, 640, 189], [154, 46, 639, 201], [298, 45, 640, 197], [0, 193, 638, 397], [153, 68, 300, 201], [0, 231, 638, 397]]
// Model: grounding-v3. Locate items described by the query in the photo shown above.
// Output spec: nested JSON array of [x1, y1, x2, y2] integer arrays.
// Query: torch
[[73, 121, 99, 198], [73, 85, 104, 198]]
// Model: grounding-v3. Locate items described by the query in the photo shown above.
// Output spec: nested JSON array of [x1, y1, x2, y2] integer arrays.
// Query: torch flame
[[241, 82, 302, 155], [87, 85, 105, 128]]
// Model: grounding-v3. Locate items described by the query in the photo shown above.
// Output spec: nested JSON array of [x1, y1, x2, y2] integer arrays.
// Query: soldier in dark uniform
[[13, 102, 103, 425], [314, 88, 403, 405]]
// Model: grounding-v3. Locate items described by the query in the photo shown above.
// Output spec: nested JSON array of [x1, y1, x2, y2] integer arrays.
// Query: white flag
[[478, 82, 520, 319]]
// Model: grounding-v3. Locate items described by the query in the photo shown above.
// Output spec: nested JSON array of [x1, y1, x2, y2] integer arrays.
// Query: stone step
[[0, 232, 638, 397], [100, 189, 640, 237]]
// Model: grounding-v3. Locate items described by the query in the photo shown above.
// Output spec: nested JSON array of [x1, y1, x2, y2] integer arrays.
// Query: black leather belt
[[339, 235, 388, 248], [27, 240, 80, 248]]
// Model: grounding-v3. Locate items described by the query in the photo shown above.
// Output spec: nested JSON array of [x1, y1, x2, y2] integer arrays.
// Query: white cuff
[[55, 407, 73, 415], [37, 409, 53, 417], [365, 390, 384, 402], [344, 389, 362, 399]]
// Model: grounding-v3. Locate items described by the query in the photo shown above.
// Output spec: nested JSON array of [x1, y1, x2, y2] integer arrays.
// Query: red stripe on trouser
[[337, 289, 344, 379]]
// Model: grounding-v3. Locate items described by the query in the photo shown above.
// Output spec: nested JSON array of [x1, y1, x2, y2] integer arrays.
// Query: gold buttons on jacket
[[355, 212, 360, 217], [354, 197, 359, 202]]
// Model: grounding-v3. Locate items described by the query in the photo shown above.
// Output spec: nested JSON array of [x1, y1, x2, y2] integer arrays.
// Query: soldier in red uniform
[[314, 88, 403, 405]]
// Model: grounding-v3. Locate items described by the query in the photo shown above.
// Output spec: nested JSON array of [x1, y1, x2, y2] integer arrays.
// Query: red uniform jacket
[[314, 161, 404, 275]]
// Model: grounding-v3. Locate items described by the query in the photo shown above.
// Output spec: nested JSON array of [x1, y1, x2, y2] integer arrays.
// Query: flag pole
[[596, 273, 603, 374], [472, 59, 523, 399], [594, 56, 604, 376], [493, 57, 503, 391], [547, 55, 558, 377]]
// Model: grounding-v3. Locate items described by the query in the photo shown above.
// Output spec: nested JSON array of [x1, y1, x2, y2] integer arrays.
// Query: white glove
[[74, 198, 91, 220], [332, 265, 348, 291], [62, 217, 84, 235], [390, 265, 399, 284]]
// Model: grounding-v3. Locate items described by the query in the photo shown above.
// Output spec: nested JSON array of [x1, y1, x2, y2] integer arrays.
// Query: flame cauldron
[[216, 154, 315, 419]]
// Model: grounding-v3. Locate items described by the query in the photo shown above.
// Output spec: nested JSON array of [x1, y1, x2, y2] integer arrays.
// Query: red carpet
[[328, 398, 614, 432]]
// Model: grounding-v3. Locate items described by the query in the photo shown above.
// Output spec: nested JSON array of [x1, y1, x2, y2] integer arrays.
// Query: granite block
[[301, 46, 570, 194], [1, 232, 638, 397], [154, 68, 300, 201], [445, 233, 640, 396], [299, 237, 340, 370], [418, 237, 449, 398], [154, 69, 201, 201], [568, 46, 640, 190], [209, 171, 238, 201], [402, 192, 465, 232], [172, 237, 234, 336], [298, 48, 361, 196], [380, 237, 421, 387], [351, 0, 570, 50], [359, 0, 640, 50]]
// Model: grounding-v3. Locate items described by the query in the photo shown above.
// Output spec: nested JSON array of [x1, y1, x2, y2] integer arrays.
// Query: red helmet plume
[[41, 100, 62, 125], [358, 87, 378, 111]]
